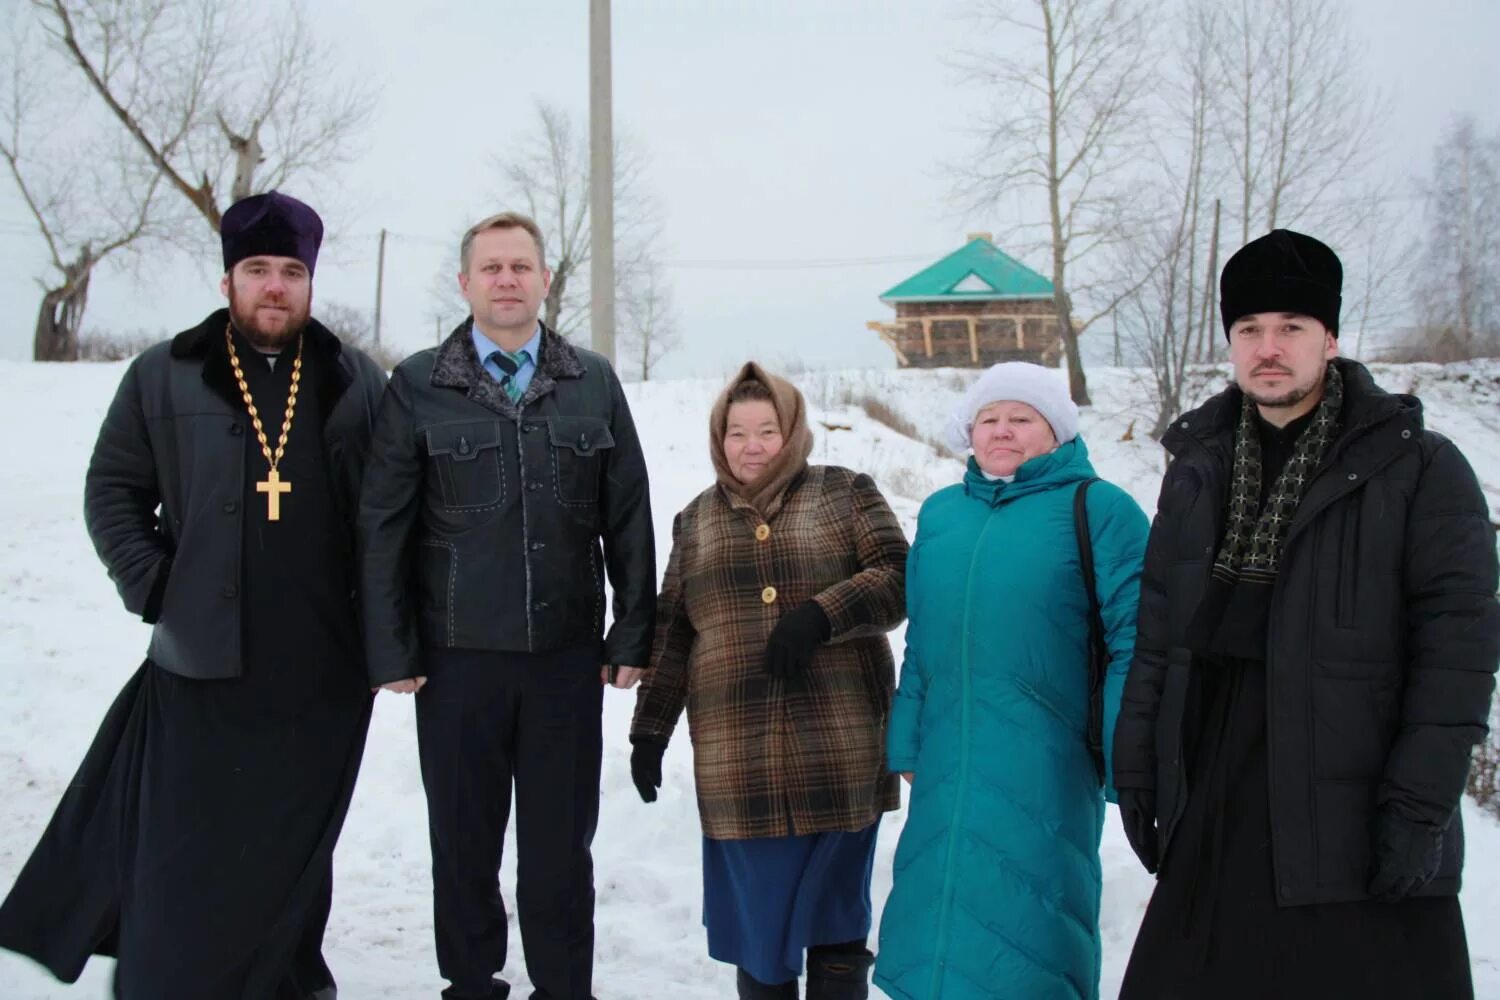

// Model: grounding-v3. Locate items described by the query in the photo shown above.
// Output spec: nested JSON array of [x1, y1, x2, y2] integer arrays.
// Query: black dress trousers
[[416, 644, 605, 1000]]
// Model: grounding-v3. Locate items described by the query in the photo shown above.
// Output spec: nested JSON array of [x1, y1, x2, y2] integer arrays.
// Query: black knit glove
[[763, 601, 833, 680], [1118, 787, 1159, 875], [629, 736, 667, 804], [1368, 810, 1444, 901]]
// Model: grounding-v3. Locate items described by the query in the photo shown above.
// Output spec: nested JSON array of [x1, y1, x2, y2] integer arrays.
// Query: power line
[[348, 230, 944, 271], [662, 253, 940, 271]]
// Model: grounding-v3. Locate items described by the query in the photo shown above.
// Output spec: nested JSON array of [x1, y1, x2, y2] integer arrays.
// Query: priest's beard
[[228, 283, 311, 350], [1242, 363, 1325, 411]]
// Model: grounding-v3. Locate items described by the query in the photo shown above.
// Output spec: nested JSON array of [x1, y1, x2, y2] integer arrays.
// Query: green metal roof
[[879, 237, 1054, 302]]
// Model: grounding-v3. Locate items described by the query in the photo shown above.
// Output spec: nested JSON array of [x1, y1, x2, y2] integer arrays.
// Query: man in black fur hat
[[0, 191, 388, 998], [1113, 229, 1498, 998]]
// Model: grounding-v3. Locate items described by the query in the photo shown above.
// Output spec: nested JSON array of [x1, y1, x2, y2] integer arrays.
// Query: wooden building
[[868, 233, 1063, 368]]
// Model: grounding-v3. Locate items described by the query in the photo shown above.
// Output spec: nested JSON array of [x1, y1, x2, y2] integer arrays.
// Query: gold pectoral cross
[[256, 467, 292, 521], [225, 324, 304, 524]]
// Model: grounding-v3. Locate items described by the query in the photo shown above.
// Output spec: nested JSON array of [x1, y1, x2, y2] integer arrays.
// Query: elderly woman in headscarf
[[629, 362, 909, 1000], [873, 362, 1149, 1000]]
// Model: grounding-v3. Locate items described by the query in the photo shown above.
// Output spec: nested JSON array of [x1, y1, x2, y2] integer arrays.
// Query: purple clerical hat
[[221, 191, 324, 275]]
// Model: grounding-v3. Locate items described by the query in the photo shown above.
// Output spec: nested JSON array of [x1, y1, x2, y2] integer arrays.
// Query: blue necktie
[[488, 349, 529, 402]]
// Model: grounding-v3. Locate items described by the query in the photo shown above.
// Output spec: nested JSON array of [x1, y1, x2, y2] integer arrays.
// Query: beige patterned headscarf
[[708, 362, 815, 516]]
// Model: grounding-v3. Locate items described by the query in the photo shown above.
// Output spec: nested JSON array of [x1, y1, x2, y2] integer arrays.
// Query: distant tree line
[[950, 0, 1498, 436]]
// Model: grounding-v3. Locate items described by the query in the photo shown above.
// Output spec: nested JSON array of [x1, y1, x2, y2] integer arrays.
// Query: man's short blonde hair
[[459, 212, 547, 273]]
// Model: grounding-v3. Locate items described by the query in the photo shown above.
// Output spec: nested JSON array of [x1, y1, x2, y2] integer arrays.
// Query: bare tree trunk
[[1264, 0, 1296, 229], [1212, 0, 1384, 250], [1238, 5, 1254, 247], [545, 265, 570, 333], [951, 0, 1151, 406], [1054, 288, 1090, 404], [220, 114, 266, 203], [1197, 199, 1221, 362], [1112, 304, 1121, 366], [32, 264, 90, 361], [1456, 137, 1475, 348], [1041, 1, 1090, 405]]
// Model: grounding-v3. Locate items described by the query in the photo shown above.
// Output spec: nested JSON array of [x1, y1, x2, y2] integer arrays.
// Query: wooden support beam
[[1014, 315, 1025, 349], [966, 317, 979, 363], [922, 319, 934, 358], [866, 321, 910, 366]]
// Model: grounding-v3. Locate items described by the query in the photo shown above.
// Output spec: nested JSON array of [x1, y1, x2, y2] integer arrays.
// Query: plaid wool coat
[[631, 465, 908, 840]]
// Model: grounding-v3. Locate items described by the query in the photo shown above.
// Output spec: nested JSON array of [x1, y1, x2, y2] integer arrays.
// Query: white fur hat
[[943, 362, 1080, 452]]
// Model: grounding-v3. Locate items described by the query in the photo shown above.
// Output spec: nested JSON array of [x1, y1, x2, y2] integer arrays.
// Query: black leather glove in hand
[[763, 601, 832, 680], [630, 736, 666, 804], [1368, 810, 1444, 901], [1117, 787, 1159, 875]]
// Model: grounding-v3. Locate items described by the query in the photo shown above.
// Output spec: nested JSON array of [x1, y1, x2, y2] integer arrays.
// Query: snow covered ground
[[0, 357, 1496, 998]]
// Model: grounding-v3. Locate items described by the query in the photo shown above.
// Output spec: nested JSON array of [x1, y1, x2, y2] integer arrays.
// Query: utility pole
[[589, 0, 616, 363], [374, 228, 387, 346]]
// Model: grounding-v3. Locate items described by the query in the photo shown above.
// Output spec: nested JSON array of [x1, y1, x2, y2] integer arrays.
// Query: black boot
[[805, 948, 874, 1000], [440, 978, 510, 1000], [736, 967, 798, 999]]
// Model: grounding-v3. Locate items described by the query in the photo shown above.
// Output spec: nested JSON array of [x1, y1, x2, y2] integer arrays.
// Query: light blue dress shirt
[[471, 323, 542, 397]]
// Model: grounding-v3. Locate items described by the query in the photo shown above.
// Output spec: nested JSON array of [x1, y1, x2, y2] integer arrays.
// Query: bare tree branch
[[949, 0, 1156, 405], [34, 0, 377, 236], [617, 256, 681, 382], [1406, 116, 1500, 359], [493, 101, 665, 340]]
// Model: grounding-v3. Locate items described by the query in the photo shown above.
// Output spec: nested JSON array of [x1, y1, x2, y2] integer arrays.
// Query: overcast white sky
[[2, 0, 1497, 374]]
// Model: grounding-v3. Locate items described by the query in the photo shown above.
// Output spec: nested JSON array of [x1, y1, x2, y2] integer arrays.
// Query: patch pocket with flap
[[424, 420, 506, 511], [547, 416, 614, 505]]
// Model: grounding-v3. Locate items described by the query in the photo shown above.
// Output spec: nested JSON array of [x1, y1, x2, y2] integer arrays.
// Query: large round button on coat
[[761, 586, 777, 605], [754, 524, 770, 542]]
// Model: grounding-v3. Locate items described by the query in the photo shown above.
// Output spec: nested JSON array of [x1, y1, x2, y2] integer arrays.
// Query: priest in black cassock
[[1112, 230, 1498, 999], [0, 191, 388, 999]]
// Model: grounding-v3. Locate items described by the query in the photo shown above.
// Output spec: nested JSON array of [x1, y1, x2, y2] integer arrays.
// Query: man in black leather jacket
[[1113, 230, 1498, 998], [0, 192, 387, 999], [358, 211, 655, 1000]]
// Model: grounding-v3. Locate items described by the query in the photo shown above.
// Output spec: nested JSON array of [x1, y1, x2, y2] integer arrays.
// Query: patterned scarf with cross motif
[[1185, 362, 1343, 659], [1211, 362, 1343, 586]]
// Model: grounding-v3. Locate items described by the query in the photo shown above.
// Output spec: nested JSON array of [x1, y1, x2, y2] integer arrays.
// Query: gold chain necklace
[[225, 323, 303, 521]]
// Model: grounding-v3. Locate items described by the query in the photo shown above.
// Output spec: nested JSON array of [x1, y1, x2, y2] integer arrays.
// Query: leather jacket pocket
[[547, 416, 614, 505], [424, 420, 505, 511]]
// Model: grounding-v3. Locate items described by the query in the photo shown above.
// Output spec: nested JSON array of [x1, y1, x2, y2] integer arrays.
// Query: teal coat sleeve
[[1087, 482, 1150, 803], [886, 524, 926, 772]]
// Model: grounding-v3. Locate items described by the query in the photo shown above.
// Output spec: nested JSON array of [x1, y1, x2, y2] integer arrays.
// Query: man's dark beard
[[227, 286, 310, 350], [1243, 366, 1324, 410], [1246, 380, 1318, 409]]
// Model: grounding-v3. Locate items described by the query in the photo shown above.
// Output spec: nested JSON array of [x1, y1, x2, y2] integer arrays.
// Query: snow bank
[[0, 357, 1495, 998]]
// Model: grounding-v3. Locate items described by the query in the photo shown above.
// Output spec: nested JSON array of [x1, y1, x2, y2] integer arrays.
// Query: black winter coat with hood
[[1113, 358, 1499, 906]]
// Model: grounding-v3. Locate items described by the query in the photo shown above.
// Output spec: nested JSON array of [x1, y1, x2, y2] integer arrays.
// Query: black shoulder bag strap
[[1074, 478, 1108, 786]]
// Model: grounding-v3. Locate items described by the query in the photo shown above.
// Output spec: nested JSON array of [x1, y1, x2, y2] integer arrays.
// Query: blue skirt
[[702, 822, 879, 985]]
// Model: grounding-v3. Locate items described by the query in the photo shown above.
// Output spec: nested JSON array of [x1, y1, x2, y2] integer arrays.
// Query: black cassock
[[0, 335, 372, 1000], [1120, 413, 1474, 1000]]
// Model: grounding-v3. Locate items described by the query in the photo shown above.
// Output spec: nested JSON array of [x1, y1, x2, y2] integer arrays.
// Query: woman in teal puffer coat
[[874, 363, 1149, 1000]]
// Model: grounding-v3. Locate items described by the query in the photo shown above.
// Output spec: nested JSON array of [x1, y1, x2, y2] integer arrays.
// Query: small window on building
[[951, 272, 995, 294]]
